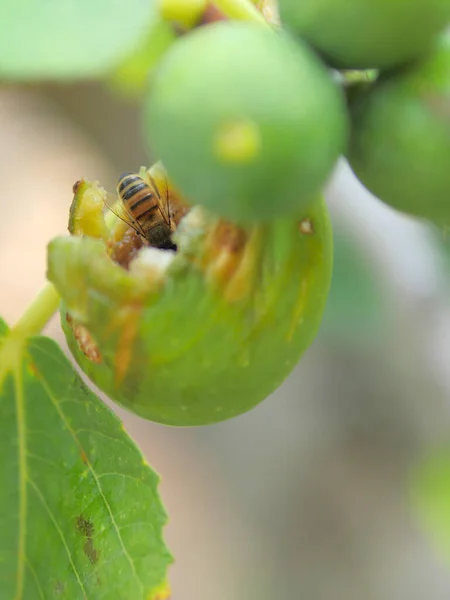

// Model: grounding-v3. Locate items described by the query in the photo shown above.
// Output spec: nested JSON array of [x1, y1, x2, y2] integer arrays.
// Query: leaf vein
[[74, 428, 133, 449], [37, 375, 145, 595], [96, 472, 144, 483], [14, 366, 26, 600], [25, 556, 45, 600], [27, 341, 67, 370], [26, 452, 62, 472], [27, 478, 87, 596], [80, 550, 124, 586]]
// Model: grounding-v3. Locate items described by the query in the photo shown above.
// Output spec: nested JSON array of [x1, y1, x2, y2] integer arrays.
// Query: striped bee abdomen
[[117, 172, 166, 232]]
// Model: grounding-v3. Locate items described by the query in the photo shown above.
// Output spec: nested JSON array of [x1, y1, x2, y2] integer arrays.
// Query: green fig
[[145, 22, 347, 223], [47, 163, 333, 426], [279, 0, 450, 69], [348, 33, 450, 225]]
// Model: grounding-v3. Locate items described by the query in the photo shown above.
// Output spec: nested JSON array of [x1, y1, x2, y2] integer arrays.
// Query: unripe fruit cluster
[[51, 3, 450, 426], [146, 4, 450, 226]]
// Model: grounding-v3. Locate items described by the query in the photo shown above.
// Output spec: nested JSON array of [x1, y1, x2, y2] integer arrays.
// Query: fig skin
[[48, 174, 333, 426], [347, 33, 450, 225], [145, 22, 347, 224], [279, 0, 450, 69]]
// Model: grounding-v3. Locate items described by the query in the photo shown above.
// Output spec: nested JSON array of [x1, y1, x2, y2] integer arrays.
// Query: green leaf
[[0, 0, 157, 80], [413, 451, 450, 564], [0, 318, 172, 599]]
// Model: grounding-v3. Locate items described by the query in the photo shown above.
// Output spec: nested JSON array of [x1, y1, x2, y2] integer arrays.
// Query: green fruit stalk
[[47, 164, 333, 426]]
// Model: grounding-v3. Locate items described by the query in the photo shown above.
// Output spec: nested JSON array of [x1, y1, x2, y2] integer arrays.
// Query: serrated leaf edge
[[34, 356, 147, 597]]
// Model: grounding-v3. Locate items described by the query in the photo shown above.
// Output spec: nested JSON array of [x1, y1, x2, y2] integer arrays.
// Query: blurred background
[[2, 81, 450, 600]]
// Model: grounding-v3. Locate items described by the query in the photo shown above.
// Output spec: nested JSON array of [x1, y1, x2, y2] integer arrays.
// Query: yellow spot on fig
[[287, 278, 309, 342], [113, 307, 141, 386], [223, 228, 262, 303], [214, 118, 261, 164], [66, 314, 102, 364], [299, 218, 314, 235]]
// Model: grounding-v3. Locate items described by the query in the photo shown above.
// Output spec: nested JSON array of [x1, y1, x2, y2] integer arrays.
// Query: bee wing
[[148, 162, 189, 229], [148, 171, 171, 228], [103, 192, 146, 237]]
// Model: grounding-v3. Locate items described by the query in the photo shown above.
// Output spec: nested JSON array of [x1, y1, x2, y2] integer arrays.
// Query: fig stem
[[340, 69, 378, 85], [160, 0, 208, 28], [213, 0, 270, 27], [12, 282, 61, 339]]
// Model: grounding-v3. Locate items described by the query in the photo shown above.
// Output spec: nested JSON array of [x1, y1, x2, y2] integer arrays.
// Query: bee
[[105, 166, 176, 250]]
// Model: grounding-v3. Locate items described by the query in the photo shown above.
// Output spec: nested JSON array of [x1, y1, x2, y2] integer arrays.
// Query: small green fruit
[[279, 0, 450, 69], [145, 22, 347, 223], [348, 33, 450, 225]]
